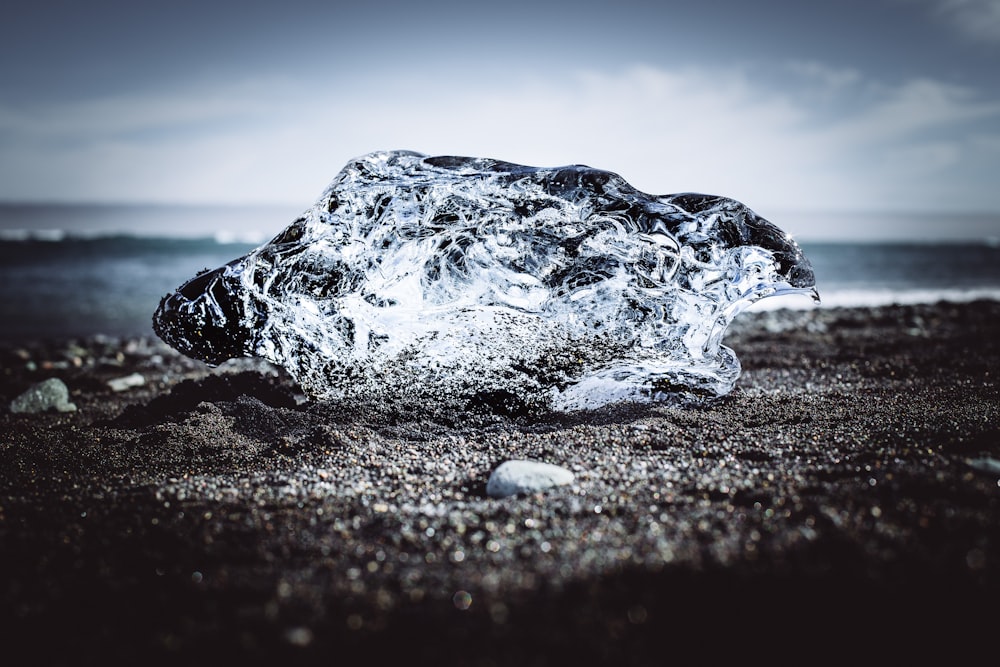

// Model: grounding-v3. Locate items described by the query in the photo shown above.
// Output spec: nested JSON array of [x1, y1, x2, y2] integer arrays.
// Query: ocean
[[2, 205, 1000, 339]]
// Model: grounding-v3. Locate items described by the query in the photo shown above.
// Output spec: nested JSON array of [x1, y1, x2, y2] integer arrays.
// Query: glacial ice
[[153, 150, 817, 411]]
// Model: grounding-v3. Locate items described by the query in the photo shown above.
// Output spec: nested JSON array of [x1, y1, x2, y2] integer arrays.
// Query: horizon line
[[2, 228, 997, 247], [1, 199, 999, 218]]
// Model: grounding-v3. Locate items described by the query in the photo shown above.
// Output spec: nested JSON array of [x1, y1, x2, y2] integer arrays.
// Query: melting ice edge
[[154, 150, 817, 411]]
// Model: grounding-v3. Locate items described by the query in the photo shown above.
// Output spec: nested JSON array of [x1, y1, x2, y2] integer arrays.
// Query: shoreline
[[2, 300, 999, 664]]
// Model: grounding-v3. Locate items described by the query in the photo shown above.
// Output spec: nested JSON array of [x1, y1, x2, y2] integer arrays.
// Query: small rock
[[967, 457, 1000, 476], [284, 626, 314, 647], [486, 460, 574, 498], [10, 378, 77, 414], [107, 372, 145, 392]]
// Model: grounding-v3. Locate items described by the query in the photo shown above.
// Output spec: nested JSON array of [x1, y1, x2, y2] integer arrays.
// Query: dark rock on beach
[[1, 301, 998, 665]]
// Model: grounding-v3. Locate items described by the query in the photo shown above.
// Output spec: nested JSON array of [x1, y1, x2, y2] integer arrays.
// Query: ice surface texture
[[154, 151, 817, 411]]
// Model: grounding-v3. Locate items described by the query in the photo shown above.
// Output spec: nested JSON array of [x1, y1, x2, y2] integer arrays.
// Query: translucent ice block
[[154, 151, 817, 410]]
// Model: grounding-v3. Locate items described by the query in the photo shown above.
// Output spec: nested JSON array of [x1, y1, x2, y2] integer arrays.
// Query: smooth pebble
[[107, 373, 145, 392], [486, 460, 574, 498], [10, 378, 77, 414]]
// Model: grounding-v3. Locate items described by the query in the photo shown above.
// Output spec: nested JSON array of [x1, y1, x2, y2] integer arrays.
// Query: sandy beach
[[2, 300, 998, 665]]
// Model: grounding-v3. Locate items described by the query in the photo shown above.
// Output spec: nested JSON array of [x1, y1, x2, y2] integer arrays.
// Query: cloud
[[1, 62, 998, 221], [0, 79, 301, 143], [777, 68, 1000, 210], [783, 62, 864, 93], [906, 0, 1000, 42]]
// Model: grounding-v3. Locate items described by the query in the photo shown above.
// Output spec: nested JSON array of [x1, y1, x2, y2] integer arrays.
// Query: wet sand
[[2, 301, 998, 665]]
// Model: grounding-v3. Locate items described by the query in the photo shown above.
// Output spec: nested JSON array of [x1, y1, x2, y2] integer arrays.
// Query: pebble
[[967, 457, 1000, 476], [107, 372, 146, 392], [9, 378, 77, 414], [486, 460, 575, 498]]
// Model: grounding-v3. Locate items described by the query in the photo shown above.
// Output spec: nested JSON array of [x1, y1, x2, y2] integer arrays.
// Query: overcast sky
[[2, 0, 999, 239]]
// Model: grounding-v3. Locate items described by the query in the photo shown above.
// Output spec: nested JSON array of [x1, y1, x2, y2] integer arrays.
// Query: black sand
[[2, 301, 998, 665]]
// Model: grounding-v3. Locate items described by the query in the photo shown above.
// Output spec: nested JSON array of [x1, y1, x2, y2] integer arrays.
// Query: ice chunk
[[153, 151, 817, 410]]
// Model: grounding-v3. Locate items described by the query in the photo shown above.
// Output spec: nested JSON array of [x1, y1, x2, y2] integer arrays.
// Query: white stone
[[486, 459, 575, 498], [107, 372, 145, 392], [967, 457, 1000, 475], [10, 378, 77, 413]]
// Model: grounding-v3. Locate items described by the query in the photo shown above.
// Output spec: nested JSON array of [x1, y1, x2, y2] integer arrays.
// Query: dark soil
[[2, 301, 998, 665]]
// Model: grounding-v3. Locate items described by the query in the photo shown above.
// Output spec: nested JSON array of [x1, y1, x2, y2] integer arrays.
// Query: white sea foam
[[0, 228, 66, 242], [213, 230, 268, 245], [746, 287, 1000, 311]]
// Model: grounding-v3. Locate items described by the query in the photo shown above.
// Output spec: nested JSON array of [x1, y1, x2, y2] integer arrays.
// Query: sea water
[[2, 204, 999, 340]]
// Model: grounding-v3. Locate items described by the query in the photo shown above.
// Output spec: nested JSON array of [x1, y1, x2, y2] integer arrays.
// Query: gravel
[[1, 301, 998, 665]]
